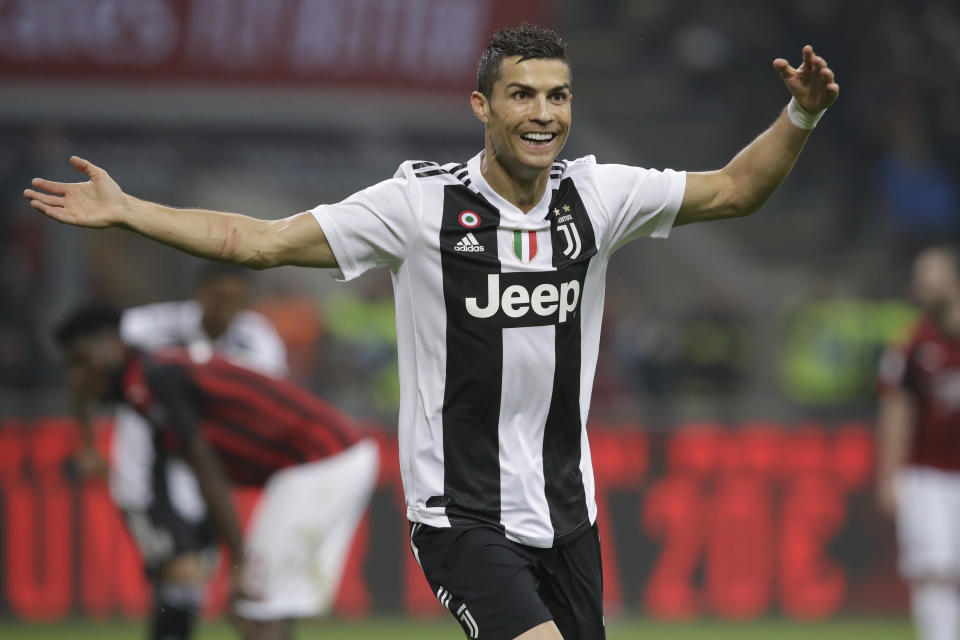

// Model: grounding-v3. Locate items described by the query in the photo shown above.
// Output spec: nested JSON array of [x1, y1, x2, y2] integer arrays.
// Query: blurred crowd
[[1, 0, 956, 426]]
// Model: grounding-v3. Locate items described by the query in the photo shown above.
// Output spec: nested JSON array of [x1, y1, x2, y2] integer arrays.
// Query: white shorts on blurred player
[[234, 438, 379, 620], [895, 466, 960, 580]]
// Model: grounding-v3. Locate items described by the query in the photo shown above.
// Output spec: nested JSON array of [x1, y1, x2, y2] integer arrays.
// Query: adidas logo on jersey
[[454, 233, 484, 253]]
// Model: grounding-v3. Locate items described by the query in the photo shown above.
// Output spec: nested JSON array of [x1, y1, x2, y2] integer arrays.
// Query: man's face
[[195, 275, 249, 339], [912, 250, 960, 313], [65, 332, 125, 402], [472, 56, 572, 177]]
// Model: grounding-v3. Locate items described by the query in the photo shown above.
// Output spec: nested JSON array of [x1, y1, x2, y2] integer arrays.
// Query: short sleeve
[[594, 163, 686, 252], [310, 174, 417, 281]]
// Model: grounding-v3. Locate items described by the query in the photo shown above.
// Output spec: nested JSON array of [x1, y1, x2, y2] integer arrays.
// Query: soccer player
[[26, 24, 838, 640], [877, 247, 960, 640], [70, 265, 287, 640], [56, 304, 378, 640]]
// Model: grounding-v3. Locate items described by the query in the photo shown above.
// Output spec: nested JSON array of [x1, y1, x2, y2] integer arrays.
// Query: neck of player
[[481, 147, 551, 214]]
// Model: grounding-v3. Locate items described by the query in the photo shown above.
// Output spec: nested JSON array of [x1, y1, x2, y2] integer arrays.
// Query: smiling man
[[25, 23, 838, 640]]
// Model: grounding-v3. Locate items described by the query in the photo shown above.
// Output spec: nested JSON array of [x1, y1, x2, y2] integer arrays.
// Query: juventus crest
[[548, 180, 596, 269], [557, 221, 581, 259]]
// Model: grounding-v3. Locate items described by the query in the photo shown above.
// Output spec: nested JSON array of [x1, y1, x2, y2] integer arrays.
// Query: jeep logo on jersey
[[465, 273, 581, 325]]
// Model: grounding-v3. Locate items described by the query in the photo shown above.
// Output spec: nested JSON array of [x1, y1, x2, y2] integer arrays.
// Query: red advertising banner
[[0, 0, 547, 92], [0, 417, 904, 621]]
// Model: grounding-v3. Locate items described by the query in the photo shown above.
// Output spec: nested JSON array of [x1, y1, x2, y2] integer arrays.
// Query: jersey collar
[[467, 151, 555, 229]]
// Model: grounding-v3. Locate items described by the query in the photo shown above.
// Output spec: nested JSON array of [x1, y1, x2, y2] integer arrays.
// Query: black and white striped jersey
[[312, 151, 685, 547]]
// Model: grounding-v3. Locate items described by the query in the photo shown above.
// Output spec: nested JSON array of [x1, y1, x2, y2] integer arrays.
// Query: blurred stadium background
[[1, 0, 958, 637]]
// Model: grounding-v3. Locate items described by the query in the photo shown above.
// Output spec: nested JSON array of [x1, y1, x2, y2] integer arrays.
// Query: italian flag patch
[[513, 230, 538, 263]]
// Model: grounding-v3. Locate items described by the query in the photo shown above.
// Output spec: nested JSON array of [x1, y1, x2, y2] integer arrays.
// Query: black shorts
[[122, 498, 218, 579], [409, 521, 605, 640]]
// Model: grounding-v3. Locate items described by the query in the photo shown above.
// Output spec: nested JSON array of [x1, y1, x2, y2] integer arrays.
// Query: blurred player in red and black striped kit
[[69, 266, 288, 640], [878, 247, 960, 640], [55, 304, 379, 640]]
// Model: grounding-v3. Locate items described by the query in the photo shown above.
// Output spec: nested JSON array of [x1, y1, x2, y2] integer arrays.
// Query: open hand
[[24, 156, 127, 228], [774, 45, 839, 113]]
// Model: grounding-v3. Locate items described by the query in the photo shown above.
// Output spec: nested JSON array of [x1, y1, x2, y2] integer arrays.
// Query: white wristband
[[787, 97, 825, 129]]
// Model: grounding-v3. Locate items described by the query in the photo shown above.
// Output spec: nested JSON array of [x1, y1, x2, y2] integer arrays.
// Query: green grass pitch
[[0, 617, 914, 639]]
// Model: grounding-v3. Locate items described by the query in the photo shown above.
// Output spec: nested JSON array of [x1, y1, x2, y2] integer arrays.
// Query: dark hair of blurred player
[[193, 264, 253, 341]]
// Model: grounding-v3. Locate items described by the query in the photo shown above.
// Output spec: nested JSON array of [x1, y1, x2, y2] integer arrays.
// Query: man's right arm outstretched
[[24, 156, 337, 269]]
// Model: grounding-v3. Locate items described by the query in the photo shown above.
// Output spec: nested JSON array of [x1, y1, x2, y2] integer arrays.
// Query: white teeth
[[522, 132, 554, 142]]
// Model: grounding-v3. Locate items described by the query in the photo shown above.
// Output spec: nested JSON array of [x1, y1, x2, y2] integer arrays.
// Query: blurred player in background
[[878, 247, 960, 640], [71, 265, 287, 640], [26, 23, 839, 640], [57, 304, 378, 640]]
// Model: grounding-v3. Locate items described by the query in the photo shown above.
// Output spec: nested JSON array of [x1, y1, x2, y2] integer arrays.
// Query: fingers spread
[[70, 155, 100, 178], [24, 189, 63, 207], [773, 58, 794, 79], [30, 177, 67, 195]]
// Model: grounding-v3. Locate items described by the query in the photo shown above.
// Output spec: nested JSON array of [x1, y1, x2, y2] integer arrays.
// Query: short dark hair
[[477, 24, 568, 97], [54, 303, 121, 349]]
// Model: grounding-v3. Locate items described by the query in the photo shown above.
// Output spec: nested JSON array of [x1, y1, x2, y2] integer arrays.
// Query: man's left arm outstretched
[[677, 45, 840, 225]]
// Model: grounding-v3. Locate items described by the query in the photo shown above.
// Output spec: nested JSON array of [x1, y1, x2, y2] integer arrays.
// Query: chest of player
[[910, 339, 960, 412], [421, 179, 601, 329]]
